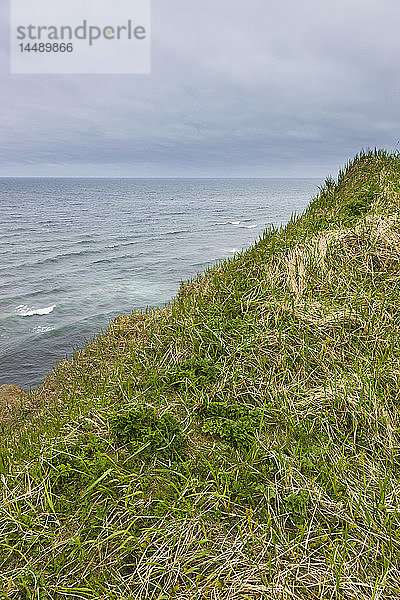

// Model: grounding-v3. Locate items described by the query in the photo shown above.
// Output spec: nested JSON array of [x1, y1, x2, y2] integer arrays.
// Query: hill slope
[[2, 150, 400, 599]]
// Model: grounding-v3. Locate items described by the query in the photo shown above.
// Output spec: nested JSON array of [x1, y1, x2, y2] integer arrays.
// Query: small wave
[[215, 220, 241, 226], [92, 253, 137, 265], [163, 230, 188, 237], [240, 224, 257, 229], [31, 325, 55, 334], [16, 304, 56, 317]]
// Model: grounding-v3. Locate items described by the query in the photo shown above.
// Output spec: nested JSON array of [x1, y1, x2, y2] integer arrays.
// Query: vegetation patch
[[110, 405, 186, 460], [343, 185, 377, 217], [196, 400, 263, 448], [162, 357, 220, 390]]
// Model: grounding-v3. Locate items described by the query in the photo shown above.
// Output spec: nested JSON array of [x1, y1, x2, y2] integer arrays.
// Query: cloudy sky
[[1, 0, 400, 177]]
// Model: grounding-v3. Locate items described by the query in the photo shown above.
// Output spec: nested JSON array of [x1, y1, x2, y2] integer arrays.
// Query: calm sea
[[0, 178, 320, 390]]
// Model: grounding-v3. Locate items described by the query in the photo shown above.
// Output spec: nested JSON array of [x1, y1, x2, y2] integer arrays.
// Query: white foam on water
[[16, 304, 56, 317], [230, 221, 240, 225], [31, 325, 55, 334]]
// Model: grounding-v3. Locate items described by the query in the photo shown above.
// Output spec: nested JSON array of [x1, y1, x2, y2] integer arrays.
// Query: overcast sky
[[1, 0, 400, 177]]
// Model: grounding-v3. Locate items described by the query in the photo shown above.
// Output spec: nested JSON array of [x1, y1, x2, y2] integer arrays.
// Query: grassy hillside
[[2, 149, 400, 599]]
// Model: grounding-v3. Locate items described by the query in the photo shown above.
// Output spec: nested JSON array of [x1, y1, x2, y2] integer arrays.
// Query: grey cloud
[[1, 0, 400, 176]]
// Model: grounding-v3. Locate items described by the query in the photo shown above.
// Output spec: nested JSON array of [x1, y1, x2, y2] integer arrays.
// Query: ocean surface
[[0, 178, 320, 390]]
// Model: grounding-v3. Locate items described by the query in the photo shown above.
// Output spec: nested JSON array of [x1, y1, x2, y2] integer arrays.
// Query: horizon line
[[0, 175, 324, 180]]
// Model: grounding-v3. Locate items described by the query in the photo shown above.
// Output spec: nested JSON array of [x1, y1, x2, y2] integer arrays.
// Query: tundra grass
[[1, 149, 400, 599]]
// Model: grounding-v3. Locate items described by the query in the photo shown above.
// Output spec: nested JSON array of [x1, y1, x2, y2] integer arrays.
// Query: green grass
[[2, 148, 400, 599]]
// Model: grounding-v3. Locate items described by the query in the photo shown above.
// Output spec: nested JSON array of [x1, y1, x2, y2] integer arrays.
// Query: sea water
[[0, 178, 320, 389]]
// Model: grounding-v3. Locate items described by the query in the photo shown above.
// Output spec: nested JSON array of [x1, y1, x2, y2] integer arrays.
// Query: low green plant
[[163, 358, 220, 390], [196, 400, 263, 449], [284, 490, 311, 525], [110, 406, 186, 460]]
